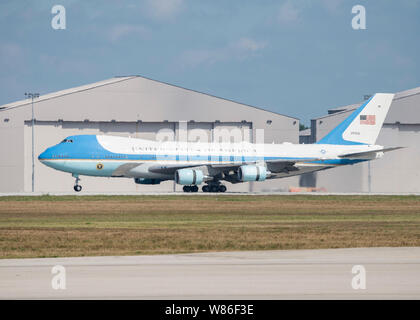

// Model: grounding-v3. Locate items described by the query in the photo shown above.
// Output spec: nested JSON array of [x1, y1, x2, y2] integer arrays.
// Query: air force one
[[38, 93, 401, 192]]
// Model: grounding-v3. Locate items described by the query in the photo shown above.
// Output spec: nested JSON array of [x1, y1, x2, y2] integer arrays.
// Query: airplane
[[38, 93, 401, 192]]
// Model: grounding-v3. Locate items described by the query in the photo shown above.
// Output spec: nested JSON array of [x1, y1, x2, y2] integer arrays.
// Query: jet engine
[[237, 165, 267, 182], [134, 178, 162, 185], [175, 169, 204, 185]]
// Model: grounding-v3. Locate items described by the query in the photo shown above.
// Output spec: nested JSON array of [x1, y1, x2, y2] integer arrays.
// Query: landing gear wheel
[[218, 185, 227, 193], [183, 185, 198, 192], [72, 174, 82, 192], [203, 182, 227, 193]]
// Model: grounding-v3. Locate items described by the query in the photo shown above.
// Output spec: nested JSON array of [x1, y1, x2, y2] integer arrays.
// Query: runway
[[2, 192, 420, 196], [1, 247, 420, 299]]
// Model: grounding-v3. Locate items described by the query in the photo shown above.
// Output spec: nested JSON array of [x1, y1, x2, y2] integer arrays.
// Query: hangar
[[0, 76, 299, 193], [304, 85, 420, 192]]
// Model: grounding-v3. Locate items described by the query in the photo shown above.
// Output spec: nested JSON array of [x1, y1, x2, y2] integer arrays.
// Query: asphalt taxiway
[[1, 247, 419, 299]]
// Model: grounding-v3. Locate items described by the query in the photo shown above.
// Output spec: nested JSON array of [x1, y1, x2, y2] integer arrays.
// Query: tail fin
[[317, 93, 394, 145]]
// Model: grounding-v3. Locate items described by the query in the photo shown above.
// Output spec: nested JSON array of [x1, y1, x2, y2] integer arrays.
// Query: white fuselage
[[39, 135, 384, 180]]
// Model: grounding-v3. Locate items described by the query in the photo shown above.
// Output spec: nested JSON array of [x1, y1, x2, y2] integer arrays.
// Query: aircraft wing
[[338, 147, 403, 159], [148, 158, 321, 175], [114, 163, 217, 177], [148, 164, 205, 175], [148, 163, 246, 175], [113, 158, 321, 182], [111, 163, 142, 177]]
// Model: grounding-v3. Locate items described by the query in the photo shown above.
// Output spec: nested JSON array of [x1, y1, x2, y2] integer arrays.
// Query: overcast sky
[[0, 0, 419, 125]]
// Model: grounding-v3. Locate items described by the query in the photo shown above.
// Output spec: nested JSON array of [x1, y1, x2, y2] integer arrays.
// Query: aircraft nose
[[38, 147, 52, 161]]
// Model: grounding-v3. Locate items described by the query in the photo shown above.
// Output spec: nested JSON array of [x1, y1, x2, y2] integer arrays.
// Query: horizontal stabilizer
[[265, 158, 321, 163], [338, 147, 403, 159]]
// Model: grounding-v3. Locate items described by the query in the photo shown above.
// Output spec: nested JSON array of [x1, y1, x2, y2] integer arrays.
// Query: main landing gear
[[182, 181, 227, 193], [73, 174, 82, 192], [183, 185, 199, 192], [202, 182, 227, 193], [182, 183, 227, 192]]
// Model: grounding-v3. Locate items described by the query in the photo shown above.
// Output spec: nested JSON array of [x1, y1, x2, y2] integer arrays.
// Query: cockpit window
[[61, 139, 73, 143]]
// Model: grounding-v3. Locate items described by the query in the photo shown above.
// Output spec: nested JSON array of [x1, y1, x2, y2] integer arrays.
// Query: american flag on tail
[[360, 114, 376, 125]]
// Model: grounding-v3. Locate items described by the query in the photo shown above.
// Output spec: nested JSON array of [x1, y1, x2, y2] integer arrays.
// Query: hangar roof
[[314, 85, 420, 124], [0, 77, 132, 111], [0, 75, 298, 122]]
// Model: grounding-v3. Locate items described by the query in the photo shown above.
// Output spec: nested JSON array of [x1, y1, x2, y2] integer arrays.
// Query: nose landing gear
[[73, 174, 82, 192]]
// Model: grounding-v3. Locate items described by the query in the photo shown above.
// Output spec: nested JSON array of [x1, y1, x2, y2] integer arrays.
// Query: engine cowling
[[237, 165, 267, 182], [134, 178, 162, 185], [175, 169, 204, 185]]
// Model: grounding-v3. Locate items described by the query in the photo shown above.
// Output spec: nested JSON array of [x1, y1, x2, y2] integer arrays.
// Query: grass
[[0, 195, 419, 259]]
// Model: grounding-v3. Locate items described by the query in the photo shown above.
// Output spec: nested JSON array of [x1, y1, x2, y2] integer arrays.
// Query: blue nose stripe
[[38, 149, 52, 160], [38, 135, 101, 161], [38, 135, 126, 177]]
